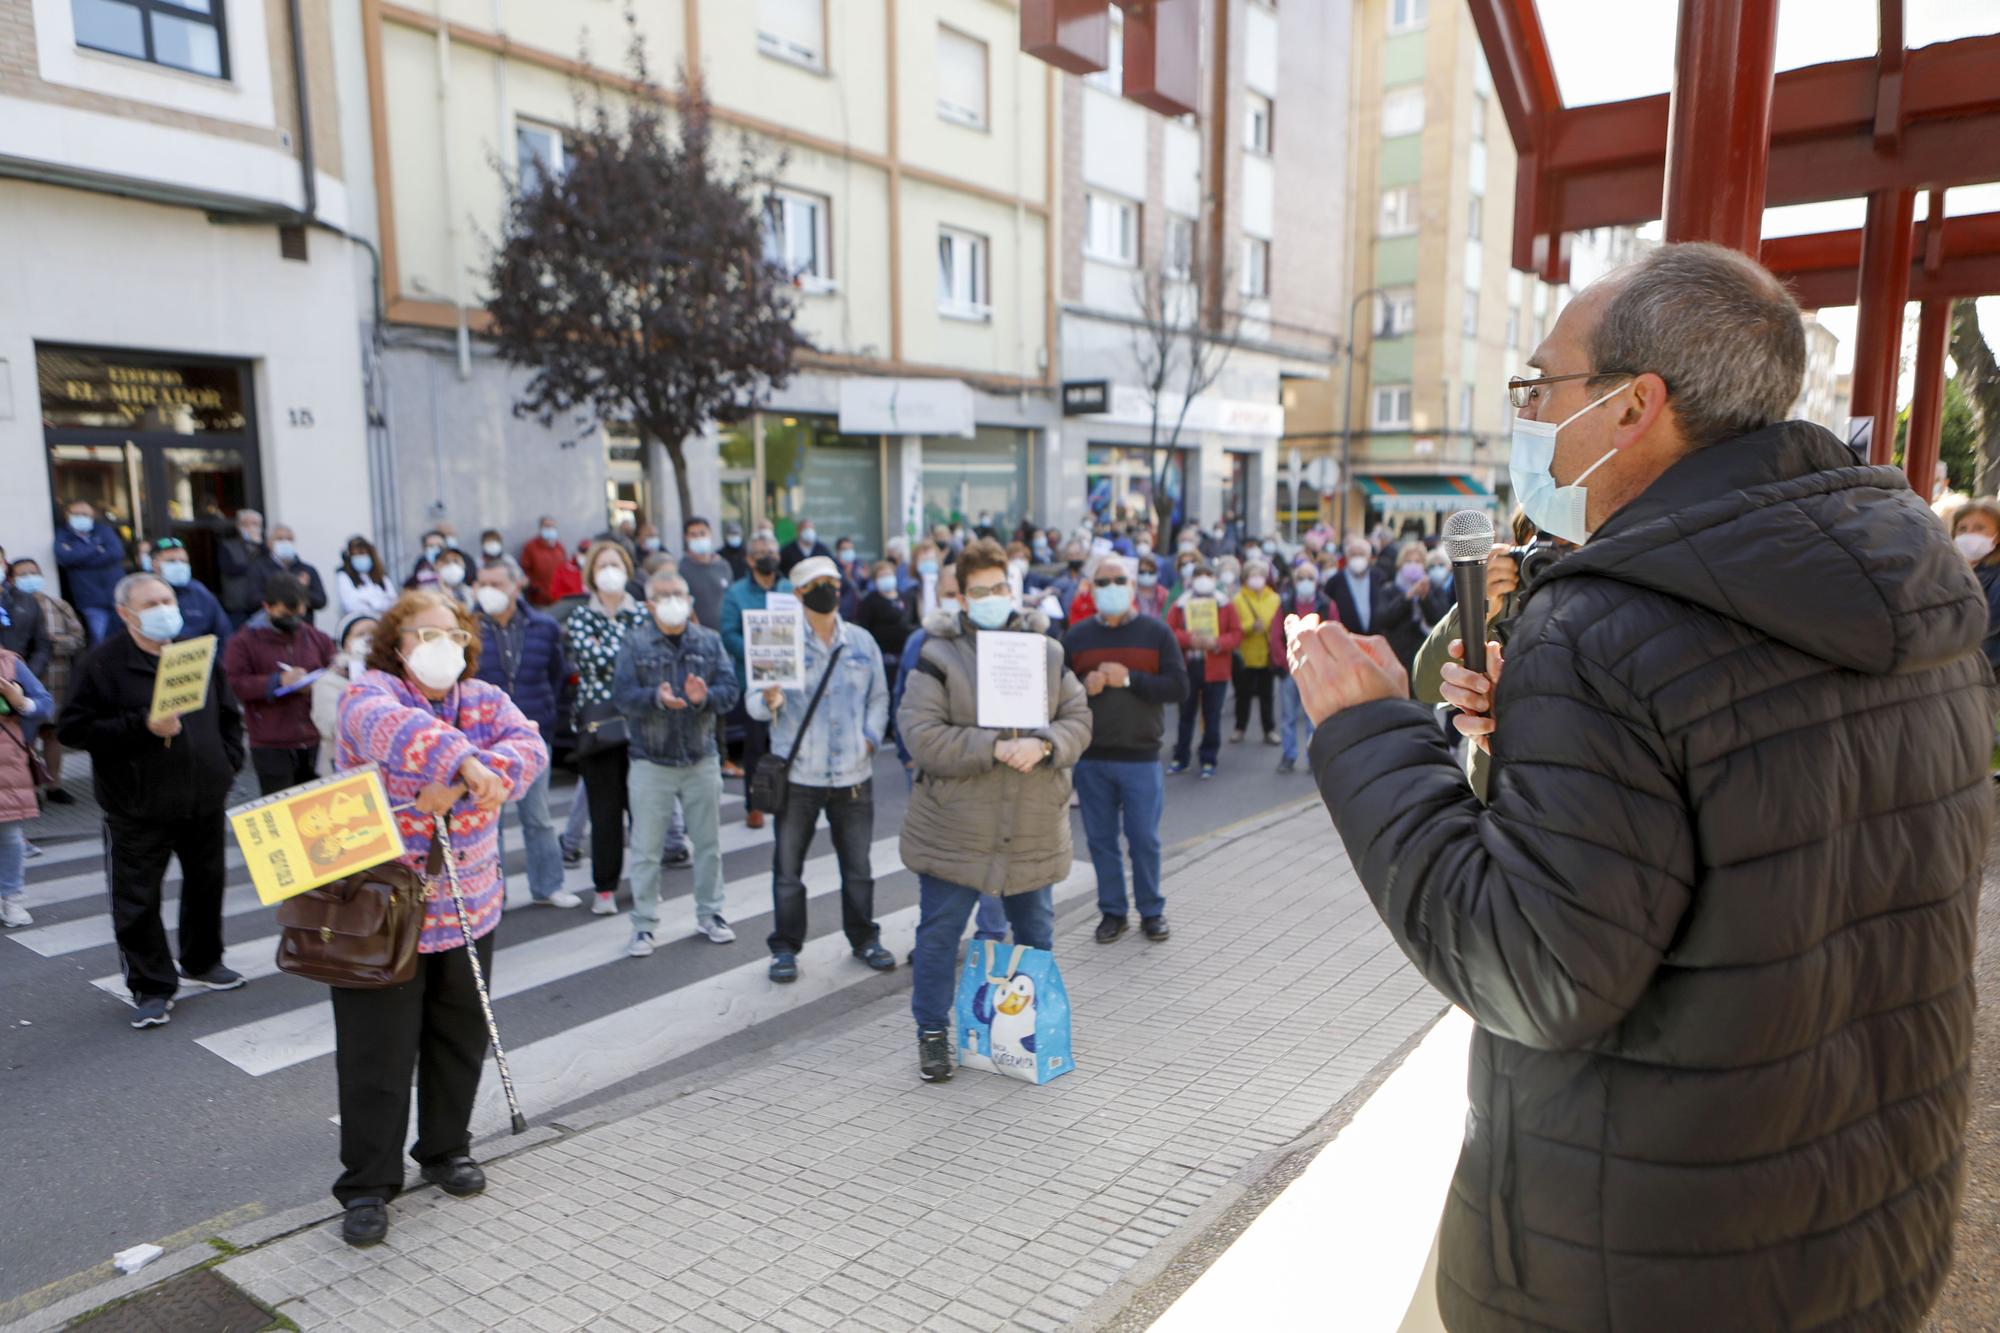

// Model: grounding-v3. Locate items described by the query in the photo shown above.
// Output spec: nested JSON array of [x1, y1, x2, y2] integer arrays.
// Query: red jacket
[[221, 613, 337, 748], [519, 536, 572, 607], [1167, 598, 1243, 684]]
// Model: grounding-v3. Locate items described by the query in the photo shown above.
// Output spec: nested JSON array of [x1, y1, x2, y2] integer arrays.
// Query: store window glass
[[762, 414, 883, 557], [921, 427, 1029, 533], [1086, 445, 1191, 533]]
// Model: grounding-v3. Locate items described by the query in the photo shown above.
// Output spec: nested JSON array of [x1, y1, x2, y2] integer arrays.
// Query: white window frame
[[1086, 6, 1123, 95], [1378, 187, 1417, 237], [1459, 383, 1476, 431], [1472, 91, 1488, 143], [762, 188, 833, 293], [1084, 191, 1140, 268], [1377, 287, 1416, 337], [1372, 384, 1413, 430], [1388, 0, 1429, 35], [1467, 194, 1484, 240], [935, 24, 989, 130], [1164, 214, 1197, 282], [1240, 237, 1271, 299], [515, 120, 568, 194], [1462, 289, 1480, 338], [938, 226, 991, 321], [757, 0, 825, 71], [1381, 87, 1425, 139], [1244, 93, 1274, 155]]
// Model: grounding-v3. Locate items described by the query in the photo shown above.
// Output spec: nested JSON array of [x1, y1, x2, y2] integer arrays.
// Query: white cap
[[790, 555, 840, 587]]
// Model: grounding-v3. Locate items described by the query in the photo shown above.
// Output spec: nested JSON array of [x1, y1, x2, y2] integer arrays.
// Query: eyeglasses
[[405, 627, 472, 646], [1093, 576, 1130, 588], [964, 584, 1011, 600], [1507, 370, 1649, 409]]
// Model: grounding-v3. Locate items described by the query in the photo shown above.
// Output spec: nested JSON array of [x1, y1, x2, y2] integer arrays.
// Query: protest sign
[[976, 630, 1050, 729], [228, 767, 405, 905], [744, 608, 805, 690], [148, 635, 216, 724]]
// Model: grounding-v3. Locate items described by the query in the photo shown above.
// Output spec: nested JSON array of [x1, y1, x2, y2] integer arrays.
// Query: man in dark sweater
[[1061, 553, 1188, 945]]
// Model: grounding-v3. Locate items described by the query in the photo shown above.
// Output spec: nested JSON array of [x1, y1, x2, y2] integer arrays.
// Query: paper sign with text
[[148, 635, 217, 724], [743, 609, 805, 691], [228, 767, 406, 905], [1185, 599, 1220, 642], [976, 630, 1051, 730]]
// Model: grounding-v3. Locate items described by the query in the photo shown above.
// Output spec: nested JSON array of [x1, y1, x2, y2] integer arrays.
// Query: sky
[[1534, 0, 2000, 373]]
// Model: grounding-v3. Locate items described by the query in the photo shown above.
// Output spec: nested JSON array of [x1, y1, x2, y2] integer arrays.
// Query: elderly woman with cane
[[332, 590, 548, 1246]]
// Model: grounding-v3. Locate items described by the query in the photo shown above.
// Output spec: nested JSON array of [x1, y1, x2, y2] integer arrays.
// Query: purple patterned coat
[[335, 670, 549, 952]]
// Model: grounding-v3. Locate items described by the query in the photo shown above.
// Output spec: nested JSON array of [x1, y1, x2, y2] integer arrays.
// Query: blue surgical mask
[[160, 561, 192, 588], [1427, 565, 1450, 587], [139, 554, 153, 572], [1137, 572, 1158, 588], [350, 553, 373, 573], [874, 573, 899, 595], [68, 514, 94, 534], [1096, 583, 1133, 618], [918, 559, 940, 577], [138, 604, 184, 641], [688, 537, 714, 556], [799, 528, 818, 549], [1508, 382, 1627, 545], [837, 548, 855, 565], [966, 596, 1012, 630], [1031, 541, 1050, 560], [1263, 540, 1278, 555], [14, 574, 45, 596], [272, 540, 297, 562]]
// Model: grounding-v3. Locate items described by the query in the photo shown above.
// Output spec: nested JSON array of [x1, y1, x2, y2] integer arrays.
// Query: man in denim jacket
[[611, 569, 742, 958], [747, 556, 894, 983]]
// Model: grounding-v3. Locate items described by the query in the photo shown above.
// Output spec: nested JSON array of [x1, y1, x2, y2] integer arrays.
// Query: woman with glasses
[[329, 589, 548, 1247], [565, 542, 647, 916]]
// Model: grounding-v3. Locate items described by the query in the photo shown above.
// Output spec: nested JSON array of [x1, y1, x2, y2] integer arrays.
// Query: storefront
[[717, 413, 888, 559], [1085, 444, 1193, 531], [919, 427, 1032, 532]]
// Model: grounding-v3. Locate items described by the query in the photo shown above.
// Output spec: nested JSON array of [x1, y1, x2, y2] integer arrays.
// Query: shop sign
[[1071, 383, 1285, 438], [839, 378, 976, 437], [1061, 379, 1110, 415]]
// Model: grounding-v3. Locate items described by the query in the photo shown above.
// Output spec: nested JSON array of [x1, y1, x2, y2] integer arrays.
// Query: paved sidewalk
[[209, 801, 1443, 1332]]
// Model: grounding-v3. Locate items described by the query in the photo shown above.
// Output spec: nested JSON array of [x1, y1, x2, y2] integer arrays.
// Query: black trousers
[[1233, 663, 1275, 733], [330, 931, 495, 1205], [251, 746, 318, 796], [106, 810, 227, 1000], [740, 714, 770, 800], [768, 780, 877, 955], [573, 745, 630, 896]]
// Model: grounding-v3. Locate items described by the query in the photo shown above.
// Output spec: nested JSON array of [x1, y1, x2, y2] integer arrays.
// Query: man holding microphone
[[1288, 244, 1987, 1332]]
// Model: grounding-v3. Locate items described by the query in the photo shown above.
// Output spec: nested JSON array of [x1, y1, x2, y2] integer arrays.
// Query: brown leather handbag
[[274, 861, 427, 988]]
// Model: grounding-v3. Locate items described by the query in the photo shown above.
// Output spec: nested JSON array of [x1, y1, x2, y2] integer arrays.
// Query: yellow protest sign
[[148, 635, 217, 724], [228, 767, 407, 905], [1186, 598, 1220, 641]]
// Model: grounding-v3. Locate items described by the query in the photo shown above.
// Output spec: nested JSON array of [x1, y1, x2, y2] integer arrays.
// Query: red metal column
[[1849, 188, 1916, 464], [1660, 0, 1780, 250], [1903, 297, 1952, 496]]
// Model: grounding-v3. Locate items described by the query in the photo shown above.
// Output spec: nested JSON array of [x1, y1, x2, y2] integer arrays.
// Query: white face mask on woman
[[404, 637, 465, 691], [1955, 532, 1995, 563], [594, 565, 628, 596]]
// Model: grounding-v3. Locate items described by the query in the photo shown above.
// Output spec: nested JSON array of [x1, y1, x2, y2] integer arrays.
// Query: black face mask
[[799, 584, 840, 614], [753, 554, 780, 576], [270, 614, 300, 633], [1068, 560, 1084, 572]]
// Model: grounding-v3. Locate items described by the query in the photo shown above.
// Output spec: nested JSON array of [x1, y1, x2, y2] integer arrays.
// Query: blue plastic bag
[[954, 940, 1074, 1084]]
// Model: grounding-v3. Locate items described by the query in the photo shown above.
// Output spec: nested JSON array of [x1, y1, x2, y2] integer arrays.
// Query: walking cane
[[429, 812, 529, 1134]]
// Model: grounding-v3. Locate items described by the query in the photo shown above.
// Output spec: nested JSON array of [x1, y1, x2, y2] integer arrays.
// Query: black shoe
[[769, 952, 799, 983], [1277, 757, 1296, 773], [341, 1198, 389, 1247], [419, 1156, 486, 1197], [1142, 915, 1171, 942], [44, 787, 76, 805], [664, 846, 692, 869], [1094, 913, 1128, 944], [561, 842, 582, 867], [179, 963, 246, 992], [130, 996, 172, 1029], [854, 941, 896, 972], [918, 1028, 953, 1083]]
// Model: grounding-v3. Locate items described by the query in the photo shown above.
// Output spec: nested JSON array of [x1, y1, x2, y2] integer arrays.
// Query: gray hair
[[647, 569, 690, 597], [1588, 242, 1806, 448], [114, 572, 169, 606], [481, 555, 526, 584]]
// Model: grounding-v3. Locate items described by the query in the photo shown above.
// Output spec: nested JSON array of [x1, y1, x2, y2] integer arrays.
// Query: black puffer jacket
[[1310, 422, 1991, 1332]]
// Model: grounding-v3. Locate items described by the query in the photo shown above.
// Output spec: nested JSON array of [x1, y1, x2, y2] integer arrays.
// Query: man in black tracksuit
[[59, 572, 246, 1029]]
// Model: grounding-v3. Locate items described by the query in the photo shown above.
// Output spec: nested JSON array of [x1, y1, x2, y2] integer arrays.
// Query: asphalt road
[[0, 735, 1320, 1313]]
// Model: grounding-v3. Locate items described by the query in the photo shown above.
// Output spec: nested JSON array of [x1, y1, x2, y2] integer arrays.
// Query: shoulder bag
[[274, 860, 427, 988], [748, 642, 843, 815]]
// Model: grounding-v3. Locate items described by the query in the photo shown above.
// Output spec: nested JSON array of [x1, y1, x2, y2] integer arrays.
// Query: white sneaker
[[697, 915, 736, 944], [592, 892, 618, 916], [537, 889, 582, 909], [626, 931, 655, 958], [0, 898, 31, 928]]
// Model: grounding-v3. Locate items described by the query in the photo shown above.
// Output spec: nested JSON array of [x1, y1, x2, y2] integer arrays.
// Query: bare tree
[[1948, 300, 2000, 496], [1129, 239, 1244, 539]]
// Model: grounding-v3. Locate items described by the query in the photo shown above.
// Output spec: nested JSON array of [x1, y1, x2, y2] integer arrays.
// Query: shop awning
[[1357, 474, 1493, 510]]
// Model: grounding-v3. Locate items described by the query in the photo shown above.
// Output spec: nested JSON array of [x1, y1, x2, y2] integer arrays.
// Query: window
[[1381, 87, 1425, 138], [1086, 7, 1123, 94], [1471, 91, 1488, 143], [1244, 93, 1274, 155], [1462, 289, 1480, 338], [938, 227, 990, 319], [1372, 384, 1413, 430], [1240, 237, 1271, 298], [1377, 287, 1416, 337], [1460, 384, 1476, 431], [73, 0, 229, 78], [1085, 192, 1140, 267], [1164, 214, 1197, 281], [1378, 187, 1417, 237], [515, 121, 568, 194], [763, 189, 831, 289], [1505, 304, 1521, 348], [936, 26, 988, 129], [757, 0, 823, 69], [1467, 194, 1483, 240], [1388, 0, 1429, 34]]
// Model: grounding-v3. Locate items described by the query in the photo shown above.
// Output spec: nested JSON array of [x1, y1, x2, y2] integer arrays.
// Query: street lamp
[[1339, 286, 1391, 541]]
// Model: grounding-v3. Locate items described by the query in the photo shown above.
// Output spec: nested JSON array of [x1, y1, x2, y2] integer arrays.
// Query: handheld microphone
[[1443, 509, 1496, 674]]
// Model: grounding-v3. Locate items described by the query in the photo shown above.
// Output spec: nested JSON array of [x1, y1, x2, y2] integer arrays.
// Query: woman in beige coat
[[897, 539, 1091, 1083]]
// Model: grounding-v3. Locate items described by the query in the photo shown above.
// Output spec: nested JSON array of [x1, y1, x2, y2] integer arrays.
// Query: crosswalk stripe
[[461, 865, 1097, 1139], [191, 838, 906, 1075]]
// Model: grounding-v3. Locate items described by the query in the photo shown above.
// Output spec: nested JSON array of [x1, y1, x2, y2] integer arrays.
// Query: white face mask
[[482, 540, 504, 558], [654, 596, 691, 628], [475, 586, 511, 616], [404, 637, 465, 691], [1509, 382, 1629, 545], [1346, 556, 1370, 576], [1955, 532, 1995, 563], [439, 563, 466, 587], [1192, 576, 1216, 596], [1294, 578, 1318, 599], [1246, 573, 1266, 590], [594, 566, 628, 596]]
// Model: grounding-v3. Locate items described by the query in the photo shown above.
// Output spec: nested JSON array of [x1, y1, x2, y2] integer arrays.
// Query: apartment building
[[360, 0, 1059, 561], [1054, 0, 1351, 540], [0, 0, 375, 603]]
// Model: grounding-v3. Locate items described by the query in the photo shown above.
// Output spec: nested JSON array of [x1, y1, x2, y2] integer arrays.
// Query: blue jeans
[[562, 775, 590, 852], [906, 764, 1007, 941], [1074, 759, 1165, 920], [1278, 675, 1314, 764], [82, 605, 115, 645], [910, 875, 1054, 1033], [0, 821, 24, 899], [502, 768, 567, 901]]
